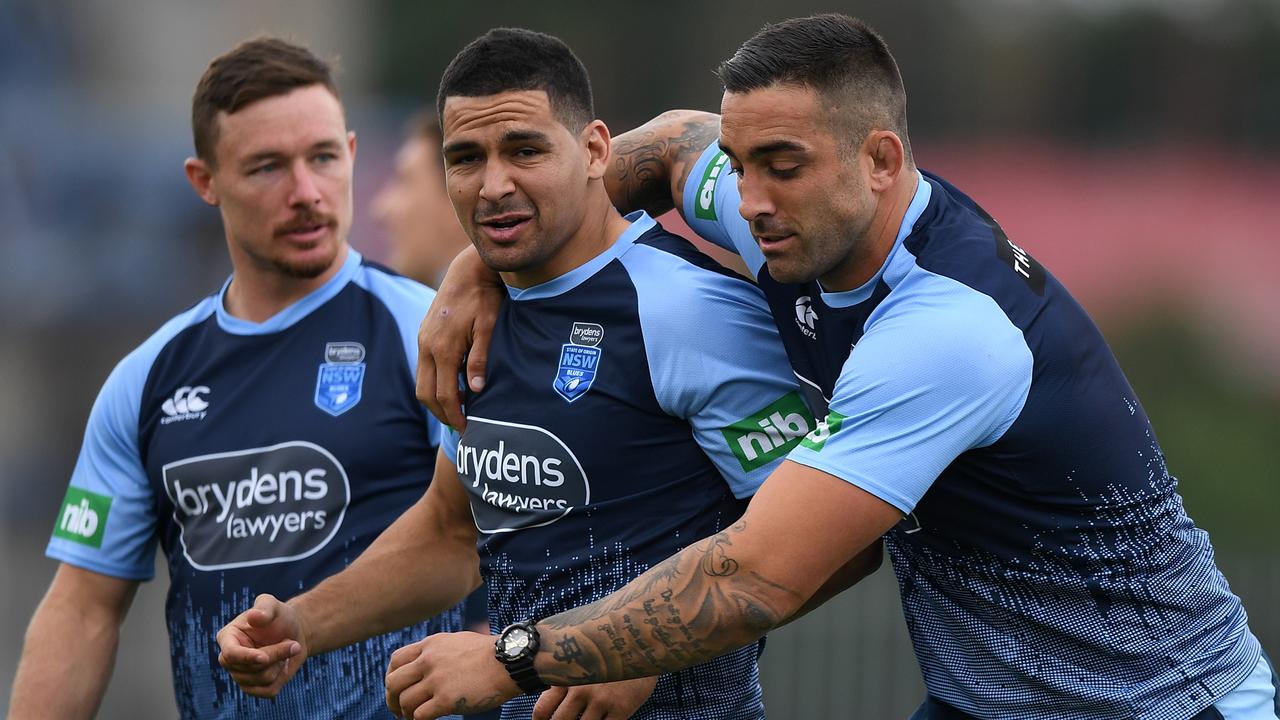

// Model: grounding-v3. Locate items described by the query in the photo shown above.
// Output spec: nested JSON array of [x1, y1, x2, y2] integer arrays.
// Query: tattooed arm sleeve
[[532, 460, 903, 685], [605, 110, 720, 217]]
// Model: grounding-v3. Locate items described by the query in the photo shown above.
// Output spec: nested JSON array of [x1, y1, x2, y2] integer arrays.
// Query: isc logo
[[722, 392, 815, 471]]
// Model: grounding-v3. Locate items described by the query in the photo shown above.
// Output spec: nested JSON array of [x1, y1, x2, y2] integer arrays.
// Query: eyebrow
[[745, 140, 809, 159], [241, 139, 344, 165], [442, 129, 554, 156]]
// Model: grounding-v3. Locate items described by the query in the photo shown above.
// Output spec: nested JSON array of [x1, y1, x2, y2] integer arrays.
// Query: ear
[[581, 119, 611, 181], [347, 130, 358, 163], [864, 130, 906, 193], [184, 157, 219, 206]]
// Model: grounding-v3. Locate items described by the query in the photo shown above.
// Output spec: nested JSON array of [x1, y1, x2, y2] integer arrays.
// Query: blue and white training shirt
[[684, 145, 1263, 720], [46, 248, 464, 720], [441, 212, 808, 720]]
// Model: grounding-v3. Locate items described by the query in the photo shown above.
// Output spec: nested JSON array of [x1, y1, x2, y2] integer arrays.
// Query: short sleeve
[[680, 144, 766, 277], [786, 275, 1033, 513], [46, 358, 159, 580], [622, 244, 808, 499]]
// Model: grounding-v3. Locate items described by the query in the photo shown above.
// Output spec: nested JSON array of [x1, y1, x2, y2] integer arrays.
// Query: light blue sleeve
[[621, 244, 809, 499], [786, 272, 1033, 513], [680, 144, 766, 277], [45, 302, 215, 580], [354, 267, 441, 446], [438, 424, 460, 464]]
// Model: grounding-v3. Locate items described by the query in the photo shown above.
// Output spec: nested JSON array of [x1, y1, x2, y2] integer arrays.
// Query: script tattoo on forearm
[[451, 694, 504, 714], [536, 521, 802, 685], [610, 112, 719, 216]]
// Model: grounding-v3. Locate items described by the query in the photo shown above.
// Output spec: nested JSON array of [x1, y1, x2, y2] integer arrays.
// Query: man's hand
[[532, 677, 658, 720], [416, 245, 503, 431], [216, 594, 307, 698], [385, 631, 518, 719]]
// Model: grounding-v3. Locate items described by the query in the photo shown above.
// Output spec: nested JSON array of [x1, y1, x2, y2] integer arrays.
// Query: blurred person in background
[[408, 13, 1278, 720], [372, 113, 471, 290], [7, 36, 468, 720]]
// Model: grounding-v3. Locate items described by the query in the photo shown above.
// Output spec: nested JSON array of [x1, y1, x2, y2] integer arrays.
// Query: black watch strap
[[495, 621, 550, 694], [506, 659, 548, 694]]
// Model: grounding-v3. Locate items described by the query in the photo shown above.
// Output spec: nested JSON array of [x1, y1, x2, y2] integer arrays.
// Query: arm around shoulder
[[607, 110, 720, 217], [8, 564, 139, 720]]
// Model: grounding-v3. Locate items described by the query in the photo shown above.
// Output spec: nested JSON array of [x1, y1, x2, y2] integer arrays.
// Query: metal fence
[[759, 554, 1279, 718]]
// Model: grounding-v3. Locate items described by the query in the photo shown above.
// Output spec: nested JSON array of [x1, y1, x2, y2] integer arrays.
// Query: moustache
[[275, 210, 335, 237], [751, 218, 796, 238], [473, 201, 536, 224]]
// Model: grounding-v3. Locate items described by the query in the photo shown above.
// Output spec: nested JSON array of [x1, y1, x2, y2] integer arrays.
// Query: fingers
[[549, 687, 589, 720], [387, 640, 425, 675], [434, 353, 465, 431], [218, 637, 299, 671], [532, 686, 568, 720], [417, 312, 442, 422], [465, 313, 495, 394]]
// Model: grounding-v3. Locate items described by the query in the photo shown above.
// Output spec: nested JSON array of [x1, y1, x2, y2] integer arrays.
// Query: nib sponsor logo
[[694, 151, 730, 221], [161, 386, 209, 424], [53, 488, 112, 548], [722, 392, 815, 472], [456, 417, 589, 533], [162, 441, 349, 570], [800, 410, 847, 452]]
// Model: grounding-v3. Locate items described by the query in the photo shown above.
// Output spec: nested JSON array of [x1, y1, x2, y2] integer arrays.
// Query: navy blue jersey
[[686, 146, 1263, 719], [442, 212, 807, 719], [47, 249, 463, 720]]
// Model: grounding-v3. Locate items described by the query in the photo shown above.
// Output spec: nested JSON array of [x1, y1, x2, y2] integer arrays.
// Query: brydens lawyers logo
[[161, 386, 210, 424]]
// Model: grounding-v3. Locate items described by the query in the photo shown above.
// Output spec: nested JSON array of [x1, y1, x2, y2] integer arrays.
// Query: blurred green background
[[1, 1, 1275, 717]]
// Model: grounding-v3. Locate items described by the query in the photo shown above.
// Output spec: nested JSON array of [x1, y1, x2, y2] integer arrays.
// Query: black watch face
[[500, 627, 532, 659]]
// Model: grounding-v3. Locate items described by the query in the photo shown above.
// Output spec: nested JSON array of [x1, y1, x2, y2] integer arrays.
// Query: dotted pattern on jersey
[[167, 581, 463, 720], [482, 523, 766, 720], [889, 424, 1259, 720]]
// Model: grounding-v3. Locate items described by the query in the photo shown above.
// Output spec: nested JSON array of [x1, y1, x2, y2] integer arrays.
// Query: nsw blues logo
[[315, 342, 366, 416], [553, 322, 604, 403]]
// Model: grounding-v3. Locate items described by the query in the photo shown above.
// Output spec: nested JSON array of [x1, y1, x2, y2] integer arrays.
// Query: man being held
[[8, 37, 467, 720], [411, 14, 1277, 720]]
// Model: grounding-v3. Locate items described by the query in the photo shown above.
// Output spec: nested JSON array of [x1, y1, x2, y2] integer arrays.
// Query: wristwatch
[[494, 620, 549, 694]]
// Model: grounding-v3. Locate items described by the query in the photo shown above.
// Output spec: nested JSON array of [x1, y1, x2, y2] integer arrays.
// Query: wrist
[[494, 620, 550, 694]]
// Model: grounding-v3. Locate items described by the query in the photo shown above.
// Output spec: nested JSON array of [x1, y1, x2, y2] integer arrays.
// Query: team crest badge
[[315, 342, 366, 416], [553, 322, 604, 403]]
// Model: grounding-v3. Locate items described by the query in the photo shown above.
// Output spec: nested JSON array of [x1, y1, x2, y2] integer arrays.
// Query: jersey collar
[[215, 247, 362, 335], [505, 211, 657, 302], [819, 171, 932, 309]]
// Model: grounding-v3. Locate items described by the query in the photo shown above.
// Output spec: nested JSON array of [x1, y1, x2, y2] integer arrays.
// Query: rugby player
[[9, 37, 466, 720]]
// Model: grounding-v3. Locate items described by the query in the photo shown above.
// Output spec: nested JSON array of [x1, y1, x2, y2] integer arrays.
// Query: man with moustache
[[9, 37, 465, 720]]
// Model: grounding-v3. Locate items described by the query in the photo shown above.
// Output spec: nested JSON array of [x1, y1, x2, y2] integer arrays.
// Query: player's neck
[[500, 193, 629, 290], [819, 169, 919, 292], [224, 244, 350, 323]]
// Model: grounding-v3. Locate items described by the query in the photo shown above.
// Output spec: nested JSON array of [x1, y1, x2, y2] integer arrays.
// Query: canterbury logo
[[161, 385, 210, 424]]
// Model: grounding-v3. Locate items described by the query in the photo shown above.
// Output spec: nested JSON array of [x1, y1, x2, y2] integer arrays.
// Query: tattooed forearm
[[536, 521, 804, 685], [608, 111, 720, 216]]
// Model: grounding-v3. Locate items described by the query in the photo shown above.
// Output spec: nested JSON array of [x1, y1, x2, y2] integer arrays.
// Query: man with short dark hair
[[215, 27, 834, 720], [372, 114, 470, 289], [8, 37, 466, 720], [410, 14, 1277, 720]]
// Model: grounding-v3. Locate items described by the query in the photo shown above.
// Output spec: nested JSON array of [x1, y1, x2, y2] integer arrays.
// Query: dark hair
[[192, 37, 339, 165], [718, 14, 910, 157], [436, 28, 593, 131]]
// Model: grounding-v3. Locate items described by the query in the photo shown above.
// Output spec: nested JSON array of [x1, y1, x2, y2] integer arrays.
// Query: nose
[[477, 160, 515, 203], [287, 159, 323, 207], [736, 173, 774, 221]]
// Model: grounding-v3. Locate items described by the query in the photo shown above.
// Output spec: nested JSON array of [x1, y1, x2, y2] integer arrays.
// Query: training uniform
[[46, 249, 464, 720], [440, 212, 806, 719], [684, 146, 1277, 720]]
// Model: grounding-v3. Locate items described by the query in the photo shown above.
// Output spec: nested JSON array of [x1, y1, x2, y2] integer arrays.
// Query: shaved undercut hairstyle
[[436, 27, 594, 132], [717, 14, 912, 162], [192, 36, 339, 167]]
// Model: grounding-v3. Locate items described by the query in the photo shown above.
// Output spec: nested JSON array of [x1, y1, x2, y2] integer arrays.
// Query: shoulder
[[350, 259, 437, 316]]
